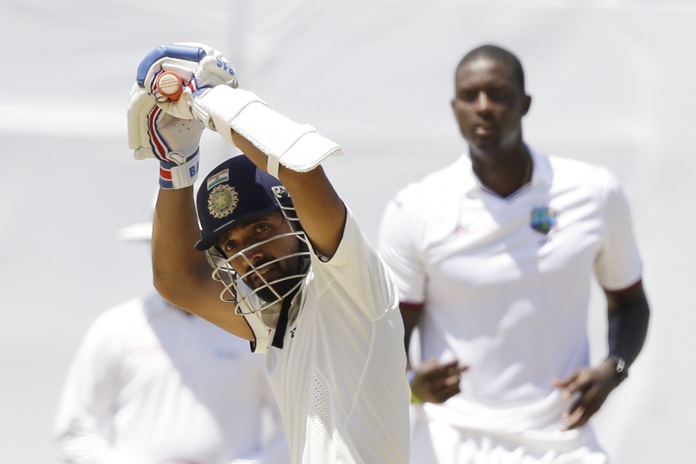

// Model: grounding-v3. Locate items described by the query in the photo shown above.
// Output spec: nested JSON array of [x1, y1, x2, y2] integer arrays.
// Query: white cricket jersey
[[379, 150, 643, 432], [54, 292, 289, 464], [265, 209, 411, 464]]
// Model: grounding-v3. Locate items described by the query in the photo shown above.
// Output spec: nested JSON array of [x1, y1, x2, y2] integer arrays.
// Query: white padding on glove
[[127, 83, 203, 189], [127, 84, 158, 160], [195, 86, 344, 177]]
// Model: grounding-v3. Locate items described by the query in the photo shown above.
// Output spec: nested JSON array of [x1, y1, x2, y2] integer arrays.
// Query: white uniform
[[54, 291, 289, 464], [378, 150, 643, 463], [265, 209, 411, 464]]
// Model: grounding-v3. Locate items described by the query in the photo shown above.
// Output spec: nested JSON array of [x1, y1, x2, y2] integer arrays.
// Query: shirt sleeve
[[309, 208, 398, 320], [377, 192, 427, 304], [593, 167, 644, 290]]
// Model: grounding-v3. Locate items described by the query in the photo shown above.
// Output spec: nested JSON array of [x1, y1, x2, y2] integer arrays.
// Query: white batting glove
[[127, 84, 203, 189], [127, 43, 236, 189]]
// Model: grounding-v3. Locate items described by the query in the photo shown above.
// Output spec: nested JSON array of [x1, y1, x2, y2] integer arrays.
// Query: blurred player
[[126, 43, 410, 463], [53, 219, 290, 464], [378, 44, 651, 463]]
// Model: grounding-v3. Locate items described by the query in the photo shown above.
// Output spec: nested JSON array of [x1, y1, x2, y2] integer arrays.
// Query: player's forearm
[[607, 299, 650, 367], [152, 187, 210, 307], [400, 303, 423, 370], [607, 285, 650, 367], [281, 166, 345, 259]]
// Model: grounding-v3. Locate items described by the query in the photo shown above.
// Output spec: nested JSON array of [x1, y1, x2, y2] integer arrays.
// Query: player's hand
[[409, 359, 468, 404], [127, 83, 204, 189], [136, 42, 238, 126], [553, 359, 624, 430]]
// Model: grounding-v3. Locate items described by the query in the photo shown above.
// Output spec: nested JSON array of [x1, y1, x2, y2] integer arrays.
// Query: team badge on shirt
[[530, 207, 557, 234], [208, 184, 239, 219]]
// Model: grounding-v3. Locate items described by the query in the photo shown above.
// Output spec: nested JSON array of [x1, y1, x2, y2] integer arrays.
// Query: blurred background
[[1, 0, 693, 462]]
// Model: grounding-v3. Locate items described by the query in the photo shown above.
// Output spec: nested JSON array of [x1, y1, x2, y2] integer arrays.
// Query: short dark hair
[[456, 44, 526, 92]]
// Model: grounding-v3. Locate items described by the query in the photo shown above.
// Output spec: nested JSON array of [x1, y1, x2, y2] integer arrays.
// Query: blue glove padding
[[127, 83, 203, 189], [136, 42, 237, 124]]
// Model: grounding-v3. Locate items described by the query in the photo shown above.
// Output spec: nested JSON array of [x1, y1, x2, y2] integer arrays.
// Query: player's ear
[[522, 94, 532, 116]]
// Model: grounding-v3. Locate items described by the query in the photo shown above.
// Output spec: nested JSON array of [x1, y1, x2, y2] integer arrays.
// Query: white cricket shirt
[[266, 209, 411, 464], [379, 150, 643, 431]]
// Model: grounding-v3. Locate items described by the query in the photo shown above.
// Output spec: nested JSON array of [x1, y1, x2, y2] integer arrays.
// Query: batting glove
[[127, 84, 204, 189], [127, 43, 236, 189]]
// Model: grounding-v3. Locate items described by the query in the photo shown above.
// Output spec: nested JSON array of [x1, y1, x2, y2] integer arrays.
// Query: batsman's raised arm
[[127, 43, 253, 339], [151, 187, 254, 338]]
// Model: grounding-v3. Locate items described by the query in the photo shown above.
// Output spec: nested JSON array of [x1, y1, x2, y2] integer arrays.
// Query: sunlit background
[[1, 0, 694, 462]]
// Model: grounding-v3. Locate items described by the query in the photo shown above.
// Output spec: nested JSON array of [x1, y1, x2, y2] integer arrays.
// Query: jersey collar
[[459, 147, 552, 194]]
